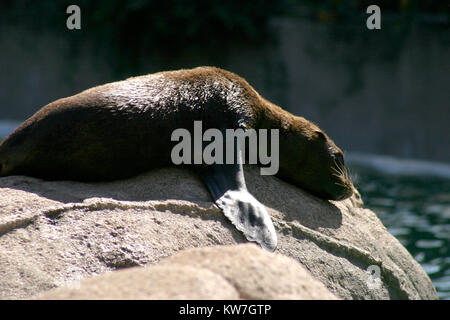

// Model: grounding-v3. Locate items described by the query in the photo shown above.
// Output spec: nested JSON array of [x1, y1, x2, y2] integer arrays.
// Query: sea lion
[[0, 66, 353, 251]]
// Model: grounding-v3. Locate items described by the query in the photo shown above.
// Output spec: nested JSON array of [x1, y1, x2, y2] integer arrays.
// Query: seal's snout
[[328, 152, 354, 201], [332, 185, 353, 201]]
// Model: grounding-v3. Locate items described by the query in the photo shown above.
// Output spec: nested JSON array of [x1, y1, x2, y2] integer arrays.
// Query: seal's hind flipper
[[200, 155, 277, 251], [215, 188, 277, 251]]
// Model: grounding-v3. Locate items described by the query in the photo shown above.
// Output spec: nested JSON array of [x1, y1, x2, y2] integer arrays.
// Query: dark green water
[[350, 165, 450, 300]]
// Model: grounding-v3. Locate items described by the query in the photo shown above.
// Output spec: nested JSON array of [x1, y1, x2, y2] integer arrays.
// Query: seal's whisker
[[331, 168, 342, 177], [334, 181, 349, 188], [331, 157, 354, 190], [331, 158, 346, 180], [331, 160, 342, 173], [344, 167, 349, 181]]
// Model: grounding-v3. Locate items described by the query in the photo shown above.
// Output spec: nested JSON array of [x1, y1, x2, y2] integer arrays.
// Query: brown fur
[[0, 66, 352, 200]]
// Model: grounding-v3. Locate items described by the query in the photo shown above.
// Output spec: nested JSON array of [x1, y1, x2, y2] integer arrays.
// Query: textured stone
[[0, 166, 438, 299], [36, 244, 337, 300]]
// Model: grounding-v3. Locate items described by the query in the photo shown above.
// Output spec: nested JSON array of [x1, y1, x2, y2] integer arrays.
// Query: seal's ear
[[314, 130, 326, 140]]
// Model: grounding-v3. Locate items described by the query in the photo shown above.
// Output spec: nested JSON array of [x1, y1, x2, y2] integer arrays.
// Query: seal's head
[[278, 116, 353, 201]]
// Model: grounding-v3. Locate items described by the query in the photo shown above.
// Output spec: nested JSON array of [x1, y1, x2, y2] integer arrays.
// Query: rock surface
[[36, 244, 337, 299], [0, 166, 438, 299]]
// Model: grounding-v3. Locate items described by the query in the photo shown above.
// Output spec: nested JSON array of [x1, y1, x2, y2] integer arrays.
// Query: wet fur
[[0, 66, 352, 199]]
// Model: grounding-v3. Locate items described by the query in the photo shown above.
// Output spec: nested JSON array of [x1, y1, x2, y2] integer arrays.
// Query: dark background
[[0, 0, 448, 162]]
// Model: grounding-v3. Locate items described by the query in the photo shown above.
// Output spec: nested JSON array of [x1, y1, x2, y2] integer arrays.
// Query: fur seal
[[0, 66, 353, 251]]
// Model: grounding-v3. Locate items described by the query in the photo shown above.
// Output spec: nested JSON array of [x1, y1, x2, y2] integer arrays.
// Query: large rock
[[0, 166, 437, 299], [35, 244, 337, 299]]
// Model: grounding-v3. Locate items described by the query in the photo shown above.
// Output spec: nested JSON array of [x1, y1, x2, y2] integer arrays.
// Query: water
[[348, 154, 450, 300]]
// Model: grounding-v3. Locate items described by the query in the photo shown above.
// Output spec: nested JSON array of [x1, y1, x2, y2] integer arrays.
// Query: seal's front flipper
[[200, 159, 277, 252]]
